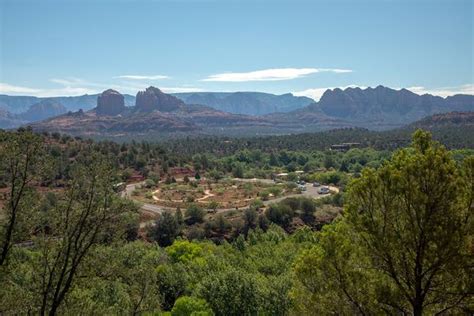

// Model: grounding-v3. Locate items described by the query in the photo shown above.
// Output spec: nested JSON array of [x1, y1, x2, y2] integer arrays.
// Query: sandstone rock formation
[[135, 86, 184, 112], [97, 89, 126, 116]]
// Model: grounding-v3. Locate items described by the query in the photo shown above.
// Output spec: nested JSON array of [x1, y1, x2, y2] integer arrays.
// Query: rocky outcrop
[[316, 85, 474, 123], [135, 86, 184, 112], [97, 89, 126, 116]]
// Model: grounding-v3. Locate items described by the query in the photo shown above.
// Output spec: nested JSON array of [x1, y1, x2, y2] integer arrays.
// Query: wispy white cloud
[[115, 75, 169, 80], [0, 82, 97, 97], [0, 78, 203, 97], [160, 87, 204, 93], [202, 67, 352, 82], [0, 83, 42, 94], [50, 77, 89, 86], [407, 84, 474, 97]]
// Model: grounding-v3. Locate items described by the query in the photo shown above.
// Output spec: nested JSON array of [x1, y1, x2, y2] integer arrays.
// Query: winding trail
[[122, 180, 338, 217]]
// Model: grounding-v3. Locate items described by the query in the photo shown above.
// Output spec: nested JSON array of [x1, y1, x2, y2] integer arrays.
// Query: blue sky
[[0, 0, 472, 100]]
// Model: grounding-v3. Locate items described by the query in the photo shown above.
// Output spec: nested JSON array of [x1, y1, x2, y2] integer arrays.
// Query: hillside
[[0, 108, 25, 129], [407, 111, 474, 128]]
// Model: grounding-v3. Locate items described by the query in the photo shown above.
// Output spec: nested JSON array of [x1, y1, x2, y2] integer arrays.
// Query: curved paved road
[[122, 182, 169, 215]]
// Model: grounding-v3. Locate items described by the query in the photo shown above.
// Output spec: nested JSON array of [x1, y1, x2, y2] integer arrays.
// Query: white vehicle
[[318, 186, 330, 194]]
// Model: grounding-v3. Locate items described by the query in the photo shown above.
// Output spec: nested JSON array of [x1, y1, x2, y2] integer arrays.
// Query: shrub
[[266, 204, 294, 228], [258, 191, 270, 201], [166, 240, 204, 264], [144, 179, 156, 188], [268, 186, 282, 197], [210, 214, 232, 235], [171, 296, 213, 316], [185, 204, 205, 224], [150, 211, 181, 247]]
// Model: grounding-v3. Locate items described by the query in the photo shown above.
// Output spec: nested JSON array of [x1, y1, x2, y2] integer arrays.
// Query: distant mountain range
[[266, 86, 474, 130], [1, 85, 473, 137], [0, 94, 135, 114], [172, 92, 314, 115], [28, 87, 270, 137], [0, 91, 312, 128]]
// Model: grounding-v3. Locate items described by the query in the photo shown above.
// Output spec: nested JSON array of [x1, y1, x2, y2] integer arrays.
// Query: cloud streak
[[115, 75, 169, 80], [0, 79, 203, 97], [202, 67, 352, 82], [0, 83, 42, 94], [0, 82, 97, 97]]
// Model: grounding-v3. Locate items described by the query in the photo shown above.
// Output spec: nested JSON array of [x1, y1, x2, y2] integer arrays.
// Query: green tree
[[171, 296, 213, 316], [300, 198, 315, 224], [211, 214, 231, 235], [185, 204, 205, 225], [231, 163, 244, 178], [0, 131, 46, 266], [242, 208, 258, 233], [265, 204, 294, 229], [208, 170, 222, 183], [323, 154, 335, 169], [292, 220, 378, 315], [34, 153, 135, 315], [151, 211, 181, 247], [346, 130, 473, 315], [269, 152, 279, 166], [166, 240, 205, 264], [195, 268, 261, 316], [157, 264, 189, 310], [293, 131, 473, 315]]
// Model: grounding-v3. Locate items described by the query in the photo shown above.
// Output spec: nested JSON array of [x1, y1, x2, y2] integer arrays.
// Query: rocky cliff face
[[97, 89, 126, 116], [316, 86, 473, 123], [135, 86, 184, 112]]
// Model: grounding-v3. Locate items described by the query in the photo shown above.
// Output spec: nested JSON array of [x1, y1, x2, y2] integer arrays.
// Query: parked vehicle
[[312, 182, 321, 187], [318, 186, 330, 194], [298, 184, 307, 191]]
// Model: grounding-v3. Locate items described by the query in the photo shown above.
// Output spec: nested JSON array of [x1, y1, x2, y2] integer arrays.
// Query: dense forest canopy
[[0, 128, 472, 315]]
